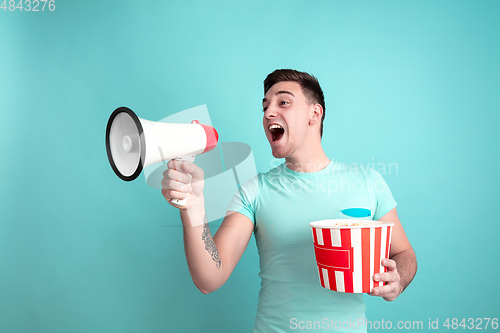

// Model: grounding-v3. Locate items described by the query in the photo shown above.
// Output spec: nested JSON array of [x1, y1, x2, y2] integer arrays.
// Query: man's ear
[[309, 104, 323, 126]]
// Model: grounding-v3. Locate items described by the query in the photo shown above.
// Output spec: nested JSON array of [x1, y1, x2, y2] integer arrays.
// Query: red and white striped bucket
[[309, 219, 394, 293]]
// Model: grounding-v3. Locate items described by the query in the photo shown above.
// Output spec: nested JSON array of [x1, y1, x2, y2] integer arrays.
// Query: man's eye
[[263, 106, 268, 112], [280, 101, 289, 106]]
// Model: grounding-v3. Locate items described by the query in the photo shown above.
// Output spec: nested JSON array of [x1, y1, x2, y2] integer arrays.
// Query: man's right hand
[[161, 159, 205, 210]]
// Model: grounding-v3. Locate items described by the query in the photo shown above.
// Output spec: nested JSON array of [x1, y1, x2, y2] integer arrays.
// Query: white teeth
[[268, 124, 284, 131]]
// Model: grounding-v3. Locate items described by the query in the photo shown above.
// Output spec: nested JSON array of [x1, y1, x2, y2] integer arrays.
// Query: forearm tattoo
[[201, 215, 221, 269]]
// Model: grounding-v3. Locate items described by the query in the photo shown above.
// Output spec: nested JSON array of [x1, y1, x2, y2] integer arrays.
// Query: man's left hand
[[368, 258, 401, 302]]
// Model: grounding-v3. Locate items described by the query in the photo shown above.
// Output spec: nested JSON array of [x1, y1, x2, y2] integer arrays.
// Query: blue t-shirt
[[228, 159, 397, 332]]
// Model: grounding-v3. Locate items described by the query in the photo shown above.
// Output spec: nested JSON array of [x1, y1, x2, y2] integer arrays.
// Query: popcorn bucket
[[309, 219, 394, 293]]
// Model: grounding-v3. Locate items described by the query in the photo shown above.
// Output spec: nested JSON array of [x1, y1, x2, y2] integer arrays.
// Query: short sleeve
[[226, 174, 260, 225], [362, 167, 397, 220]]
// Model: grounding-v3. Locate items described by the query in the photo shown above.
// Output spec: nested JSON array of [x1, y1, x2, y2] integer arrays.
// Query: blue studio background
[[1, 1, 499, 332]]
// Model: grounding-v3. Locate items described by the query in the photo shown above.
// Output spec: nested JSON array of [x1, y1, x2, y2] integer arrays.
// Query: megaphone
[[105, 106, 219, 206]]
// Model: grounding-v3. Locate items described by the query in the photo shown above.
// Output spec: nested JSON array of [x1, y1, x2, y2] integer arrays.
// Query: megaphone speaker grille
[[105, 107, 146, 181]]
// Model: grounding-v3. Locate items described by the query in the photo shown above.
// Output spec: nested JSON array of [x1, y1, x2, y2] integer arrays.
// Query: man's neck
[[284, 143, 330, 173]]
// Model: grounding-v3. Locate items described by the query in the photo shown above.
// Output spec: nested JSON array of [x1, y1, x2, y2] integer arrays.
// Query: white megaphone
[[105, 106, 219, 206]]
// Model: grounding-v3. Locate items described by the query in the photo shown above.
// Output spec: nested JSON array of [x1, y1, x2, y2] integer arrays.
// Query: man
[[161, 69, 417, 332]]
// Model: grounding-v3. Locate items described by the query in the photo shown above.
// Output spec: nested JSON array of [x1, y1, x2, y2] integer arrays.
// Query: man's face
[[262, 81, 313, 159]]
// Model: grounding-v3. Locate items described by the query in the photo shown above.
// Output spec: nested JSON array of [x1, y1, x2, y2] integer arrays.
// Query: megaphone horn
[[105, 106, 218, 187]]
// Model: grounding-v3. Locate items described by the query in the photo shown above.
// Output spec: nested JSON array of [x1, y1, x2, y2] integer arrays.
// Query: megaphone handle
[[171, 154, 196, 206]]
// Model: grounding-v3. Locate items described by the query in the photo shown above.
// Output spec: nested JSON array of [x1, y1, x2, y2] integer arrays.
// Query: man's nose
[[264, 106, 278, 119]]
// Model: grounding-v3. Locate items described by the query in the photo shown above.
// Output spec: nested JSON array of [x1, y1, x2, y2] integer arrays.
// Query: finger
[[166, 159, 183, 171], [166, 159, 175, 169], [161, 178, 192, 193], [369, 282, 397, 296], [382, 258, 397, 270], [165, 159, 191, 177], [373, 272, 399, 283], [180, 162, 204, 181], [161, 188, 189, 201], [162, 167, 192, 185]]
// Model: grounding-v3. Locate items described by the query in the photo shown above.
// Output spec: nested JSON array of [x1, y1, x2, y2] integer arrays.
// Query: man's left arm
[[368, 207, 417, 301]]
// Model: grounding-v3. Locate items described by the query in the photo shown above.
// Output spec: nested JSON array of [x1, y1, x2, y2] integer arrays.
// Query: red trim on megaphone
[[200, 124, 219, 153]]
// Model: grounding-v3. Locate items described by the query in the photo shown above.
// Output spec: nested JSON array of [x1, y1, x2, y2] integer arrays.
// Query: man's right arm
[[162, 160, 254, 294], [181, 202, 254, 294]]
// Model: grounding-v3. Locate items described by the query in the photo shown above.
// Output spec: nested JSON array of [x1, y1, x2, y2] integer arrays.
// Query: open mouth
[[269, 124, 285, 143]]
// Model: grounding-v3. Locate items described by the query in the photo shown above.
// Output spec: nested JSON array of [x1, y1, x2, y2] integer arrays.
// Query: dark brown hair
[[264, 69, 326, 137]]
